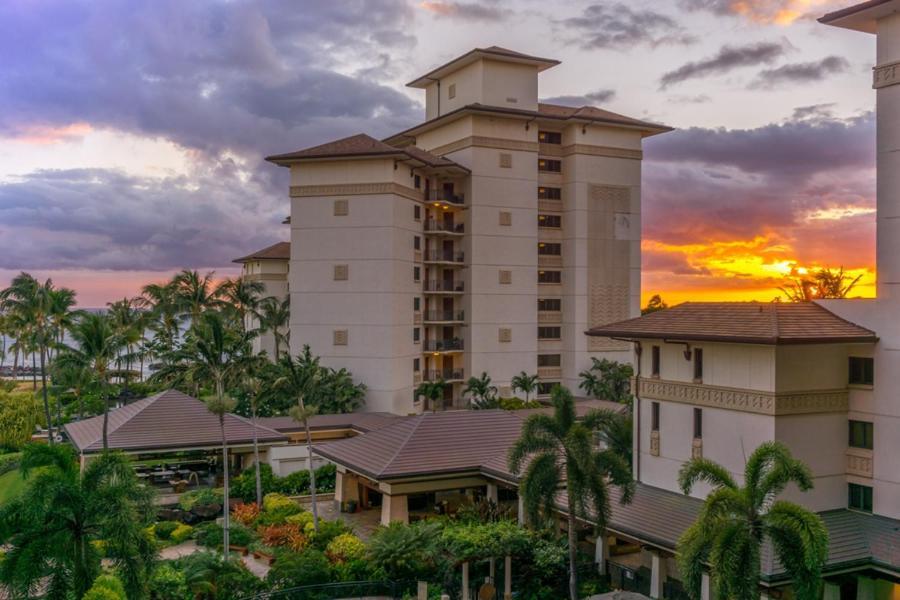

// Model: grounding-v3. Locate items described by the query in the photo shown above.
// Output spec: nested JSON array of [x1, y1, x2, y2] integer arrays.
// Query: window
[[538, 243, 561, 256], [414, 235, 421, 250], [499, 270, 512, 284], [448, 83, 456, 99], [538, 326, 561, 340], [538, 354, 561, 367], [498, 328, 512, 343], [538, 186, 562, 200], [693, 348, 703, 381], [693, 408, 702, 439], [333, 264, 348, 280], [651, 345, 660, 377], [413, 358, 420, 372], [538, 131, 562, 144], [848, 483, 873, 512], [333, 199, 349, 216], [498, 211, 512, 226], [414, 205, 421, 220], [539, 214, 561, 228], [499, 153, 512, 168], [849, 356, 874, 385], [413, 328, 420, 343], [651, 402, 660, 431], [333, 330, 348, 346], [538, 270, 561, 284], [538, 298, 561, 312], [414, 174, 421, 189], [537, 381, 559, 395], [849, 420, 873, 450], [538, 158, 561, 172], [413, 266, 421, 282], [413, 297, 420, 311]]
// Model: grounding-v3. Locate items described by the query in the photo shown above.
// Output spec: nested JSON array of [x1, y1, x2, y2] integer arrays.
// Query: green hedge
[[0, 452, 21, 476], [232, 463, 336, 502]]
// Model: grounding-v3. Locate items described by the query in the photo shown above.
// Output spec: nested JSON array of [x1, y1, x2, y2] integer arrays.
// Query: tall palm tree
[[415, 379, 445, 413], [216, 277, 265, 333], [508, 385, 633, 600], [511, 371, 539, 402], [463, 371, 498, 408], [677, 442, 828, 600], [172, 269, 219, 323], [107, 297, 143, 387], [0, 443, 156, 599], [238, 353, 268, 507], [779, 266, 863, 302], [47, 286, 76, 360], [255, 296, 290, 359], [57, 312, 124, 449], [50, 361, 94, 420]]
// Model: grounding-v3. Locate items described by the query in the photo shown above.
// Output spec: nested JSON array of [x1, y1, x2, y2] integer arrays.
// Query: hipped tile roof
[[232, 241, 290, 263]]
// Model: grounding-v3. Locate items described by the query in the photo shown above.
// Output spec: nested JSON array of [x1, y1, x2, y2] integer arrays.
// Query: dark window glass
[[538, 243, 561, 256], [538, 270, 561, 284], [413, 358, 420, 371], [693, 348, 704, 381], [414, 297, 420, 311], [538, 354, 561, 367], [848, 483, 873, 512], [538, 187, 562, 200], [849, 420, 874, 449], [538, 214, 562, 228], [538, 158, 562, 172], [651, 346, 660, 377], [414, 236, 421, 250], [538, 298, 562, 312], [538, 131, 562, 144], [414, 205, 421, 220], [693, 408, 702, 439], [538, 326, 561, 339], [414, 174, 421, 189], [413, 266, 420, 282], [849, 357, 874, 385], [651, 402, 660, 431], [413, 328, 420, 342], [537, 381, 559, 395]]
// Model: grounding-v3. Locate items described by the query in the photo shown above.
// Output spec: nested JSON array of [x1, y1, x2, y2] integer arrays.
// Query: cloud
[[791, 103, 837, 121], [660, 42, 787, 88], [541, 89, 616, 107], [560, 3, 695, 50], [751, 56, 849, 88], [678, 0, 843, 25], [418, 1, 509, 21]]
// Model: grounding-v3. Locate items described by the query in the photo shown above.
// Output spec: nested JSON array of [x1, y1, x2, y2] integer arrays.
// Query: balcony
[[424, 249, 465, 264], [424, 310, 465, 323], [423, 338, 464, 352], [423, 368, 465, 383], [538, 310, 562, 324], [423, 280, 464, 293], [424, 220, 465, 235], [426, 189, 465, 206], [538, 255, 562, 268], [538, 198, 563, 212], [537, 366, 562, 379]]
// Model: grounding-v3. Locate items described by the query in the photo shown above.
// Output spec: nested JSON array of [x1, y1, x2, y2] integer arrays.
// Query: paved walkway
[[159, 540, 199, 560], [317, 501, 382, 540]]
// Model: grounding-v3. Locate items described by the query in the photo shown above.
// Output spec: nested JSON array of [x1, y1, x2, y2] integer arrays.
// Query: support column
[[504, 555, 512, 600], [857, 576, 875, 600], [823, 582, 840, 600], [461, 561, 470, 600], [517, 494, 525, 526], [417, 581, 428, 600], [595, 534, 609, 575], [700, 572, 711, 600], [489, 557, 496, 582], [380, 493, 409, 525], [650, 551, 667, 599], [334, 470, 359, 511], [486, 482, 499, 504]]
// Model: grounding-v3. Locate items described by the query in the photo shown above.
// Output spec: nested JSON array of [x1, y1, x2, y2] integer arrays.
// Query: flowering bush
[[231, 502, 260, 526], [285, 510, 315, 534], [262, 493, 295, 513], [325, 533, 365, 564], [170, 523, 193, 544], [258, 523, 309, 552]]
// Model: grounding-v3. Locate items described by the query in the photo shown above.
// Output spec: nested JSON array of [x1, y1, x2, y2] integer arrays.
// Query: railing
[[424, 249, 464, 263], [424, 368, 465, 381], [423, 339, 464, 352], [424, 220, 464, 234], [424, 310, 464, 322], [427, 189, 465, 205], [423, 280, 464, 292], [239, 580, 416, 600]]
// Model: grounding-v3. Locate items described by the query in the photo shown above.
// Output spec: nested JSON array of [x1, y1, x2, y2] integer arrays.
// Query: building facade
[[263, 47, 669, 414], [233, 241, 290, 358]]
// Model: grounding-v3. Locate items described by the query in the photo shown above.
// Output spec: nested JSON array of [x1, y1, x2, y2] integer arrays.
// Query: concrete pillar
[[504, 555, 512, 600], [857, 576, 875, 600], [486, 482, 499, 504], [462, 561, 470, 600], [417, 581, 427, 600], [334, 470, 359, 511], [595, 534, 608, 575], [700, 572, 711, 600], [823, 582, 840, 600], [517, 494, 525, 526], [380, 493, 408, 525], [650, 551, 667, 599], [489, 557, 496, 582]]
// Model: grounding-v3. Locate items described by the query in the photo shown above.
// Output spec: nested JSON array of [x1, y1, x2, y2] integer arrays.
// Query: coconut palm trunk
[[299, 392, 319, 531], [251, 395, 262, 507], [39, 345, 53, 444], [219, 407, 230, 553], [566, 499, 578, 600]]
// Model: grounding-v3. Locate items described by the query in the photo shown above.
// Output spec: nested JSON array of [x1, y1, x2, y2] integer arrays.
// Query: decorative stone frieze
[[649, 430, 660, 457], [874, 61, 900, 89], [846, 448, 874, 478], [692, 438, 703, 459]]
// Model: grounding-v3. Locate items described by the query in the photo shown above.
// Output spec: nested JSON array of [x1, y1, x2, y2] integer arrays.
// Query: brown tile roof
[[64, 389, 287, 454], [258, 411, 403, 434], [232, 241, 290, 263], [537, 103, 666, 131], [587, 302, 877, 345], [407, 46, 560, 88]]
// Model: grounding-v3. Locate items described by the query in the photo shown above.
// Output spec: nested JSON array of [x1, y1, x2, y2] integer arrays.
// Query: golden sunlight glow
[[10, 122, 93, 145], [724, 0, 839, 24], [806, 206, 877, 220]]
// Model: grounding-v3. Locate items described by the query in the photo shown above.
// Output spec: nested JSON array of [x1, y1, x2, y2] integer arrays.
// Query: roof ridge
[[770, 302, 781, 341], [812, 301, 878, 336], [380, 415, 426, 477], [87, 389, 169, 450], [228, 411, 286, 437]]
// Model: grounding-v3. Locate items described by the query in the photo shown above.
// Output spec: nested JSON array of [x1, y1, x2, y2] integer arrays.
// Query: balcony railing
[[427, 189, 465, 205], [423, 339, 464, 352], [424, 280, 464, 292], [424, 250, 464, 263], [424, 310, 465, 322], [423, 368, 465, 382], [424, 220, 465, 234]]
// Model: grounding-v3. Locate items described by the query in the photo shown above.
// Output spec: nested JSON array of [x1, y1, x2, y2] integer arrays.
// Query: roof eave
[[265, 150, 408, 167], [406, 48, 560, 88], [586, 330, 878, 345], [818, 0, 895, 32]]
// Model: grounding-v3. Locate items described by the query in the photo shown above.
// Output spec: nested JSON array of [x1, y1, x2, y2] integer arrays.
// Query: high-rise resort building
[[243, 46, 670, 414]]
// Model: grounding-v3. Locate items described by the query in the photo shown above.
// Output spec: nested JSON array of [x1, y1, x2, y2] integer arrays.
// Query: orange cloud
[[718, 0, 841, 24], [9, 122, 93, 145]]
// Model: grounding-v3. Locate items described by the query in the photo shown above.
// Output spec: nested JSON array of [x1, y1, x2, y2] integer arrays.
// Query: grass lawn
[[0, 469, 26, 505]]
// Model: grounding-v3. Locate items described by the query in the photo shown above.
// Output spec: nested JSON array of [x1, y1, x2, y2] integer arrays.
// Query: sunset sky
[[0, 0, 877, 307]]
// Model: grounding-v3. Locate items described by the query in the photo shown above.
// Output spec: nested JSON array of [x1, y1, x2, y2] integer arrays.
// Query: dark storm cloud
[[751, 56, 850, 88], [560, 3, 695, 50], [659, 42, 787, 89], [541, 89, 617, 106]]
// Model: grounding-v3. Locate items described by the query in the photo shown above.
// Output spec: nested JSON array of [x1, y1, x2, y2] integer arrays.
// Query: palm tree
[[677, 442, 828, 600], [172, 269, 219, 323], [415, 379, 445, 412], [463, 371, 498, 408], [642, 294, 668, 315], [238, 353, 268, 507], [511, 371, 539, 402], [508, 385, 633, 600], [0, 443, 156, 599], [57, 312, 124, 449], [107, 297, 143, 388], [50, 361, 94, 420], [256, 296, 290, 359], [779, 266, 863, 302], [578, 358, 633, 404], [47, 286, 76, 360], [592, 410, 633, 471], [217, 277, 265, 333]]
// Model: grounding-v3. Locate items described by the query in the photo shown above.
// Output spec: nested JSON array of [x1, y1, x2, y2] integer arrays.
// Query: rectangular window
[[651, 402, 660, 431], [538, 243, 561, 256], [538, 326, 561, 340], [413, 297, 420, 311], [537, 382, 559, 395], [849, 420, 874, 450], [413, 328, 420, 343], [538, 186, 562, 200], [538, 131, 562, 144], [693, 408, 702, 439], [848, 483, 873, 512], [651, 345, 660, 377], [414, 174, 421, 189], [538, 214, 562, 228], [849, 356, 874, 385], [538, 270, 562, 284], [414, 235, 421, 250], [448, 83, 456, 99], [413, 266, 421, 282], [693, 348, 704, 381], [538, 158, 562, 172], [538, 354, 561, 367], [413, 358, 420, 372], [538, 298, 561, 312], [414, 205, 421, 220]]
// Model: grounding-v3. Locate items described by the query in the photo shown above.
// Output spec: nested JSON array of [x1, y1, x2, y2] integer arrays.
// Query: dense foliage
[[231, 463, 336, 502], [0, 390, 41, 450]]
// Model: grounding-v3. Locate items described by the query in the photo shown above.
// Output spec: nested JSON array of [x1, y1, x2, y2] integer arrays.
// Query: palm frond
[[678, 457, 738, 494]]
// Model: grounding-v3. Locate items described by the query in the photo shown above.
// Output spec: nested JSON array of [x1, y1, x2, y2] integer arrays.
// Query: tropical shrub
[[267, 548, 332, 590], [326, 533, 365, 564], [256, 493, 302, 525], [178, 488, 224, 511], [154, 520, 180, 540], [194, 522, 254, 549], [314, 463, 336, 492], [231, 502, 260, 526], [275, 469, 310, 495], [179, 551, 264, 600], [232, 463, 278, 502], [149, 562, 188, 600], [170, 523, 194, 544], [309, 519, 351, 551], [498, 397, 542, 410], [0, 392, 41, 450], [83, 574, 127, 600], [0, 452, 21, 476], [367, 520, 443, 582], [258, 523, 308, 552]]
